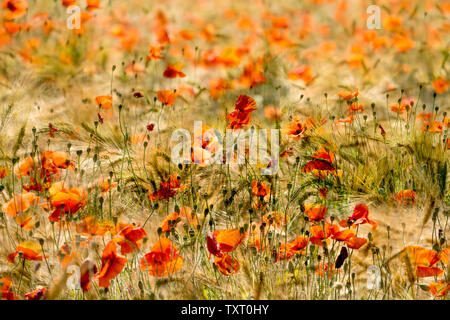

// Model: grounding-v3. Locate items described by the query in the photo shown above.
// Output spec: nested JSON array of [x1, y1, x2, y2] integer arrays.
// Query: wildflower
[[422, 121, 443, 133], [95, 241, 127, 288], [432, 78, 448, 94], [146, 44, 164, 61], [2, 0, 28, 20], [114, 223, 147, 255], [206, 229, 245, 258], [7, 241, 45, 263], [276, 235, 309, 260], [283, 116, 305, 140], [403, 246, 443, 278], [148, 175, 183, 201], [304, 203, 327, 222], [163, 62, 186, 78], [214, 253, 240, 275], [157, 90, 178, 106], [429, 281, 450, 298], [226, 95, 257, 129], [49, 185, 88, 222], [95, 95, 112, 109], [287, 65, 314, 84], [140, 238, 183, 277], [25, 286, 47, 300], [160, 207, 198, 233], [2, 192, 39, 217], [0, 277, 18, 300], [339, 204, 377, 228], [395, 189, 416, 204], [0, 165, 8, 178], [76, 216, 115, 236], [338, 88, 359, 101]]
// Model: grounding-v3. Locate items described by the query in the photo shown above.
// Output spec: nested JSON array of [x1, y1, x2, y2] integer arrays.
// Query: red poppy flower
[[114, 223, 147, 255], [25, 286, 47, 300], [7, 241, 45, 263], [339, 204, 377, 228], [163, 62, 186, 78], [140, 238, 183, 277], [95, 241, 127, 288]]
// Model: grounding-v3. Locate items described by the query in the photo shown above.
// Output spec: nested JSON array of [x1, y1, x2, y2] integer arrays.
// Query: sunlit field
[[0, 0, 449, 301]]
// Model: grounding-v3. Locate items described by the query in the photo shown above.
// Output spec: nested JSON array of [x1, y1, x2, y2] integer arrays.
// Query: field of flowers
[[0, 0, 449, 300]]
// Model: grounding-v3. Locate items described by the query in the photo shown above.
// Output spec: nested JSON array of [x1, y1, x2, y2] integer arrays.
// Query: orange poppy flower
[[15, 156, 36, 177], [148, 175, 183, 201], [163, 62, 186, 78], [7, 241, 45, 263], [208, 78, 234, 99], [336, 115, 355, 125], [440, 247, 449, 265], [15, 211, 37, 230], [146, 44, 164, 61], [345, 236, 368, 249], [309, 222, 339, 247], [41, 151, 75, 175], [277, 235, 309, 260], [287, 65, 314, 84], [2, 192, 39, 217], [25, 286, 47, 300], [140, 238, 183, 277], [347, 102, 364, 114], [429, 281, 450, 298], [339, 204, 377, 228], [207, 228, 245, 258], [95, 95, 112, 109], [403, 246, 443, 278], [62, 0, 77, 6], [0, 277, 18, 300], [251, 180, 271, 198], [392, 34, 415, 52], [160, 207, 197, 233], [95, 241, 127, 288], [304, 203, 327, 221], [422, 121, 443, 133], [432, 78, 448, 94], [0, 165, 8, 178], [214, 253, 240, 276], [114, 223, 147, 255], [238, 58, 266, 88], [383, 15, 402, 32], [226, 95, 257, 129], [283, 116, 305, 140], [76, 216, 115, 236], [3, 21, 20, 34], [2, 0, 28, 20], [261, 211, 289, 232], [178, 29, 195, 40], [157, 90, 178, 106], [338, 88, 359, 101], [86, 0, 101, 11], [313, 147, 335, 164], [395, 189, 416, 204], [49, 186, 88, 222]]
